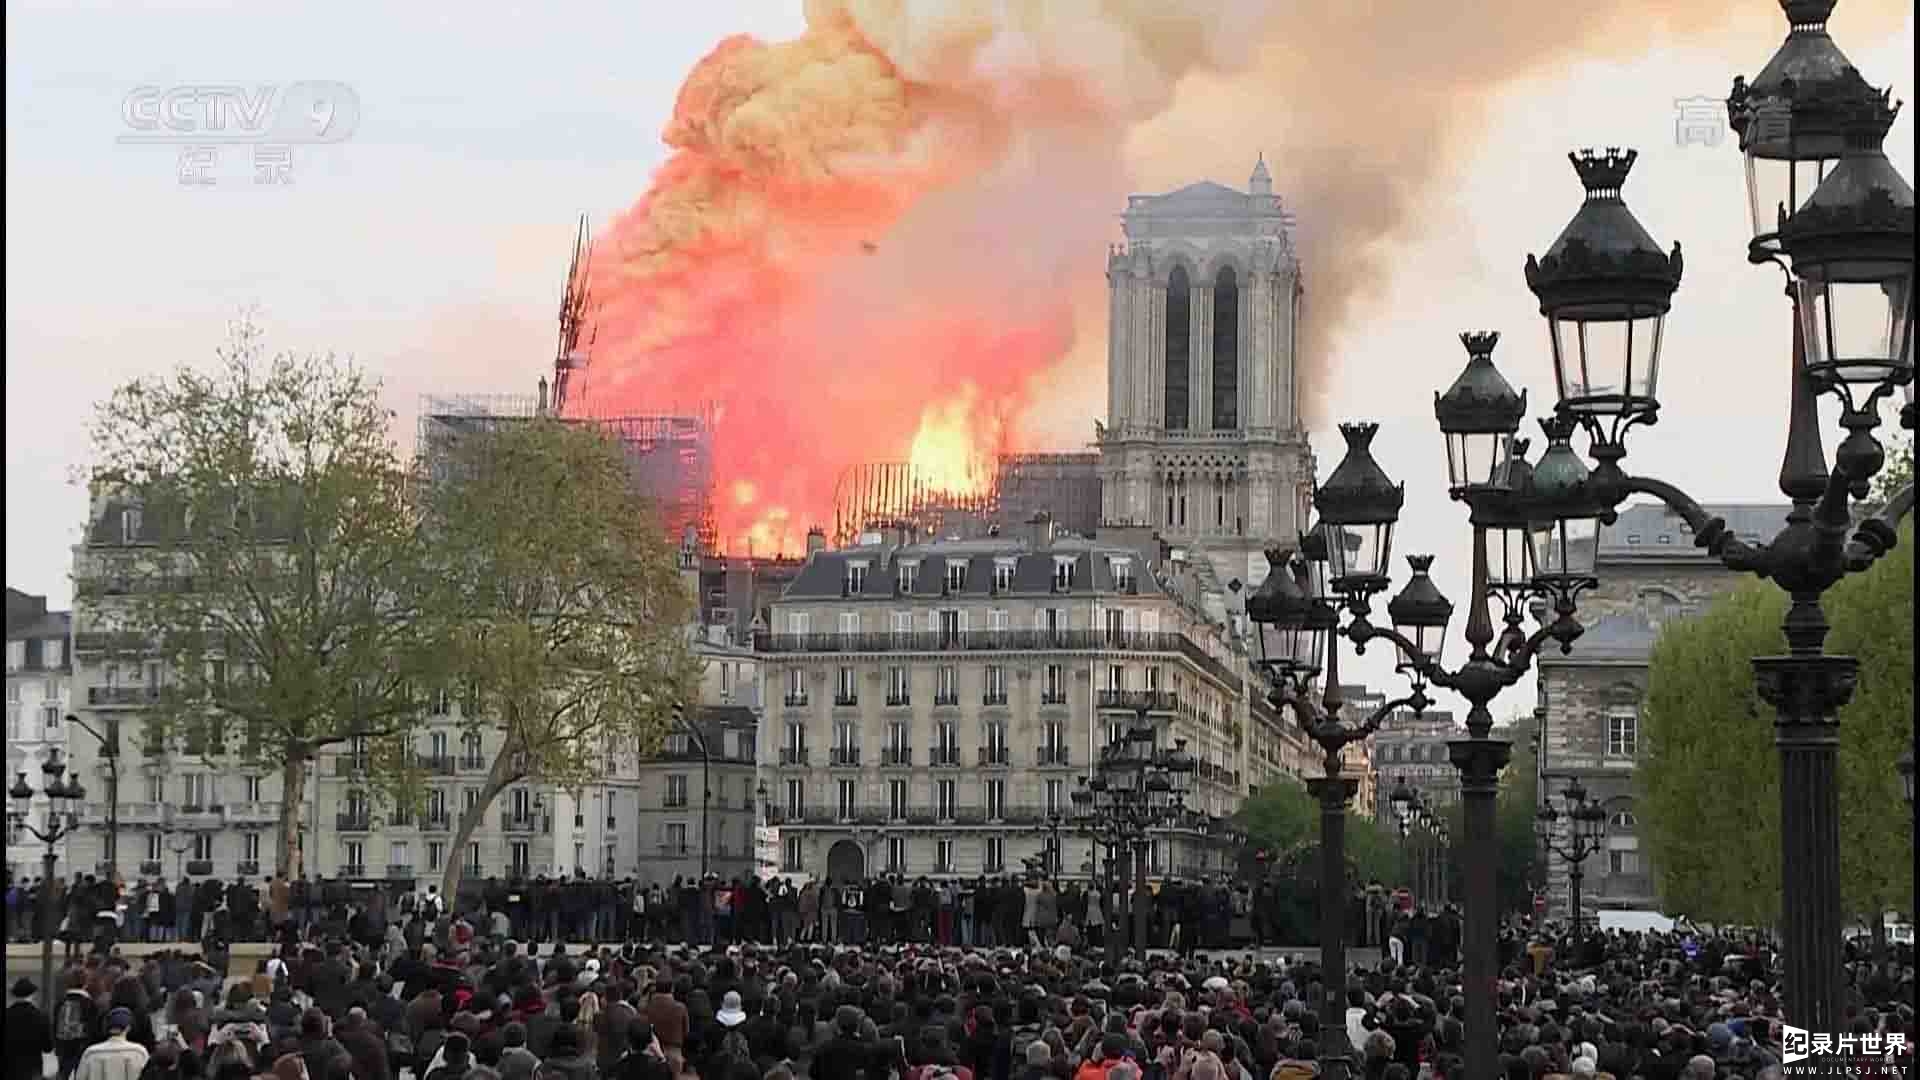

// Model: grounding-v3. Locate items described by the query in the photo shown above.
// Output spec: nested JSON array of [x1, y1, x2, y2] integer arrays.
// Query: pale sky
[[6, 2, 1913, 710]]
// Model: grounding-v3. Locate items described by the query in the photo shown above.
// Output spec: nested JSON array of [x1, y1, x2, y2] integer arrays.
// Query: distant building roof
[[1540, 612, 1661, 665], [5, 588, 69, 642], [1599, 502, 1789, 562], [779, 538, 1157, 602]]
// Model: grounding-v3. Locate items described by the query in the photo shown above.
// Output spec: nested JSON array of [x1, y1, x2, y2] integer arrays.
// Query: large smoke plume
[[580, 0, 1907, 555]]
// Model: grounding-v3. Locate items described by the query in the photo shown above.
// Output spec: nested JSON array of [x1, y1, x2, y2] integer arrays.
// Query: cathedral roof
[[1127, 179, 1270, 216]]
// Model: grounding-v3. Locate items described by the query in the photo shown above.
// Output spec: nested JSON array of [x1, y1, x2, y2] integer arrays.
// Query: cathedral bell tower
[[1098, 155, 1316, 589]]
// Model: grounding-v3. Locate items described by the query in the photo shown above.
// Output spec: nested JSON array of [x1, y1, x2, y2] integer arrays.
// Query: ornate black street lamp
[[1069, 706, 1195, 963], [1507, 104, 1909, 1026], [1534, 777, 1607, 939], [1247, 422, 1459, 1080], [1250, 329, 1626, 1077], [8, 750, 86, 1024]]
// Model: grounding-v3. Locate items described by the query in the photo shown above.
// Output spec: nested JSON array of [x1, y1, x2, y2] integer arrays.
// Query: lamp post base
[[1307, 775, 1359, 1080], [1450, 735, 1511, 1080], [1754, 652, 1857, 1034]]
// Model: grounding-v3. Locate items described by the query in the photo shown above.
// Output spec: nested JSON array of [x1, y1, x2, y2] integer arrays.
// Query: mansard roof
[[778, 538, 1159, 602]]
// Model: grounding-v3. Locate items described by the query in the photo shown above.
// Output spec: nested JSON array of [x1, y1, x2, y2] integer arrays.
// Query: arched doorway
[[826, 839, 865, 885]]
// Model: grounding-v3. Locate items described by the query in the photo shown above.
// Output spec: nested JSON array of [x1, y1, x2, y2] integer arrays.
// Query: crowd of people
[[3, 869, 1913, 1080], [6, 871, 1438, 962]]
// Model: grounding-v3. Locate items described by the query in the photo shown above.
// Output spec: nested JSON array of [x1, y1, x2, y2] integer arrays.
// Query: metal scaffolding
[[417, 395, 716, 552], [829, 452, 1102, 546]]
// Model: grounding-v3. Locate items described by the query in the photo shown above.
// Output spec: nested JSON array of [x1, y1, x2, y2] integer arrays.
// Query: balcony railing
[[833, 692, 859, 707], [664, 796, 689, 809], [1040, 692, 1070, 706], [336, 812, 372, 831], [235, 860, 260, 877], [499, 811, 549, 834], [139, 860, 164, 876], [342, 864, 367, 879], [783, 693, 809, 708], [830, 747, 861, 767], [459, 755, 487, 772], [87, 686, 160, 706], [421, 811, 452, 832], [418, 754, 456, 776], [933, 692, 961, 707], [885, 694, 912, 708], [779, 747, 810, 766], [1097, 689, 1180, 713], [982, 692, 1009, 707], [387, 863, 415, 878], [754, 629, 1243, 691], [928, 746, 961, 767], [1036, 745, 1071, 767], [882, 746, 912, 766], [225, 801, 280, 825], [978, 746, 1010, 767]]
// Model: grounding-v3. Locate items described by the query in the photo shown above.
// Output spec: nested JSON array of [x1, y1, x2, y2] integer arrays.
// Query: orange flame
[[908, 384, 998, 498]]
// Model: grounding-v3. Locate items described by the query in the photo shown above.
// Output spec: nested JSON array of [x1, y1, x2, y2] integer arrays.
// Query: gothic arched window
[[1213, 266, 1239, 429], [1165, 265, 1191, 431]]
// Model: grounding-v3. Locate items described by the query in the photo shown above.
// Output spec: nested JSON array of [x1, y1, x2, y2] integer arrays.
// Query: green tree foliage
[[1237, 775, 1403, 886], [85, 323, 439, 876], [1638, 524, 1912, 925], [1868, 433, 1912, 512], [422, 417, 699, 896], [1490, 713, 1544, 915]]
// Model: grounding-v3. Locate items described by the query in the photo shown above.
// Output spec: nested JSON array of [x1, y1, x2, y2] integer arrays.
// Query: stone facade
[[753, 520, 1324, 883], [6, 587, 74, 879], [62, 488, 771, 888], [1536, 502, 1788, 919], [1370, 708, 1463, 822], [1098, 159, 1317, 595]]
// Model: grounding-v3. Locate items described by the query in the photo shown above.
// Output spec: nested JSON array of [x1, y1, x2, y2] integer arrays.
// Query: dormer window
[[121, 507, 142, 544], [1109, 557, 1135, 593], [846, 562, 868, 595], [1052, 557, 1075, 592], [945, 561, 967, 594], [993, 559, 1017, 592], [897, 560, 919, 594]]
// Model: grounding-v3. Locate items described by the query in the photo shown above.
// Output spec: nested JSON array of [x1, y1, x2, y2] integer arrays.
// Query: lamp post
[[1534, 778, 1607, 939], [1069, 703, 1195, 963], [1510, 101, 1909, 1025], [1248, 330, 1619, 1077], [168, 833, 192, 883], [8, 750, 86, 1020], [1390, 778, 1417, 896]]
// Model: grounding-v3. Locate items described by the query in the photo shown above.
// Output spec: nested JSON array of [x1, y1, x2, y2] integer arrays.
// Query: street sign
[[1534, 893, 1547, 916]]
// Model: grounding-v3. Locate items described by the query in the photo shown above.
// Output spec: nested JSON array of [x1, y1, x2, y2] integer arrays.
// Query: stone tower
[[1098, 156, 1317, 590]]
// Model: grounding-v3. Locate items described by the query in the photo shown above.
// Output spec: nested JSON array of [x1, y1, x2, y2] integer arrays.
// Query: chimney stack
[[1027, 512, 1055, 551], [536, 377, 550, 416], [805, 526, 828, 556]]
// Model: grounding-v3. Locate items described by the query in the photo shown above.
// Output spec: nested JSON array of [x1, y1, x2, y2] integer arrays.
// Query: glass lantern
[[1524, 149, 1682, 428], [1527, 416, 1603, 585], [1386, 554, 1454, 674], [1434, 331, 1527, 494], [1312, 422, 1405, 596], [1777, 103, 1915, 393], [1728, 0, 1877, 251]]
